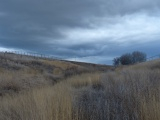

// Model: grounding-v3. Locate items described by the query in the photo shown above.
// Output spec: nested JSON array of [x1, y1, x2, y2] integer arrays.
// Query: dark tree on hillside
[[113, 51, 147, 66], [120, 53, 133, 65], [132, 51, 146, 63], [113, 57, 120, 66]]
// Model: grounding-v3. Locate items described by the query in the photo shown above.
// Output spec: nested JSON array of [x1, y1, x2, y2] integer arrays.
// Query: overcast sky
[[0, 0, 160, 64]]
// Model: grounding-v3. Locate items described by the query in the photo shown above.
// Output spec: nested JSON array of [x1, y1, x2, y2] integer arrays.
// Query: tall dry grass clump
[[0, 84, 73, 120], [0, 73, 101, 120], [70, 61, 160, 120], [0, 69, 53, 96]]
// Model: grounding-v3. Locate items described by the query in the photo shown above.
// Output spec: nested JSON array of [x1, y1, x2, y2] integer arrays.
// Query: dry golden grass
[[53, 68, 63, 75], [0, 53, 107, 96], [140, 97, 160, 120], [0, 69, 53, 96], [66, 73, 100, 88], [0, 73, 102, 120], [39, 59, 91, 77], [40, 59, 83, 70], [0, 85, 73, 120], [127, 59, 160, 70], [0, 56, 160, 120]]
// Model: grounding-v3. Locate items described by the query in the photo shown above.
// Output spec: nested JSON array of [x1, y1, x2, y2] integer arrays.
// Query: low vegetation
[[0, 52, 160, 120]]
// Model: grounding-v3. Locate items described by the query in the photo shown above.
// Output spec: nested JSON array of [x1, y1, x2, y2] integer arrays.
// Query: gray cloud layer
[[0, 0, 160, 64]]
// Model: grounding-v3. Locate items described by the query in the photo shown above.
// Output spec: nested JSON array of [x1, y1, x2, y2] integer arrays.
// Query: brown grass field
[[0, 52, 160, 120]]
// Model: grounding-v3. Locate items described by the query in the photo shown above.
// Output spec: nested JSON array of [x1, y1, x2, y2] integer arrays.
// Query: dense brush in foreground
[[0, 59, 160, 120]]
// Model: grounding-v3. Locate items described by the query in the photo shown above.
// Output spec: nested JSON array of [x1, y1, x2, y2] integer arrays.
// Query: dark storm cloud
[[0, 0, 104, 49], [0, 0, 160, 64]]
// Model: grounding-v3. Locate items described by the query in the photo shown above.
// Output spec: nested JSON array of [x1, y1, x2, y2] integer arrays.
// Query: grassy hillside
[[0, 52, 112, 96], [0, 52, 160, 120]]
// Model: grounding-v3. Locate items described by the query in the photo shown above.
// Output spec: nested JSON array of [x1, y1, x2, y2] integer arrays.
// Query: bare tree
[[132, 51, 146, 63], [113, 51, 147, 66]]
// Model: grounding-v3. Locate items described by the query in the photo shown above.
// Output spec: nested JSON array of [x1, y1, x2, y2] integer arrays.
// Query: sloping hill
[[0, 52, 113, 96]]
